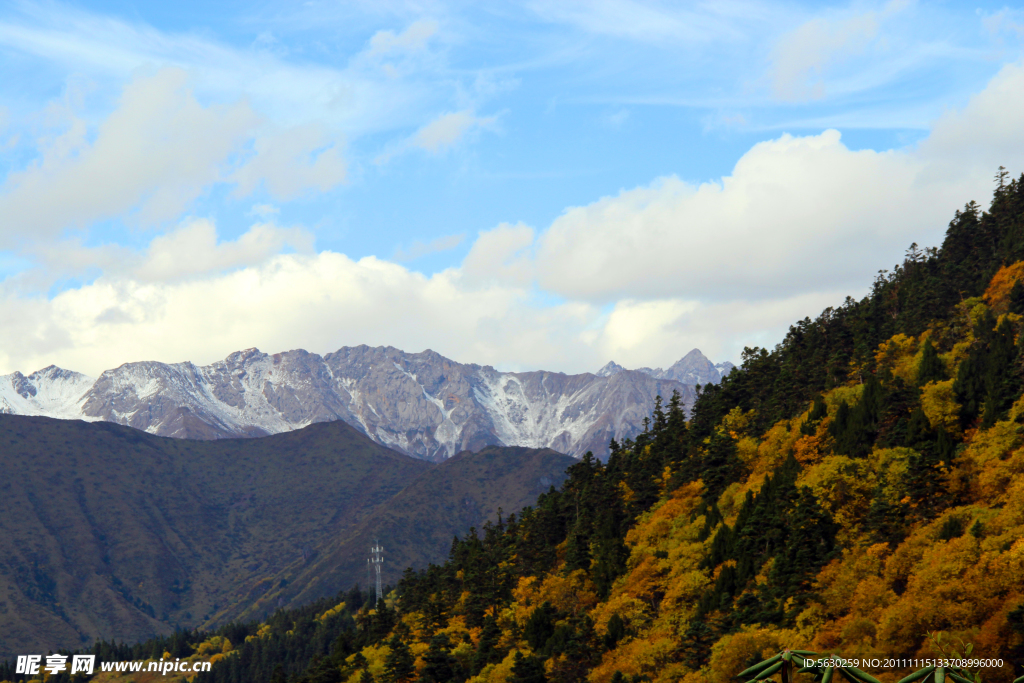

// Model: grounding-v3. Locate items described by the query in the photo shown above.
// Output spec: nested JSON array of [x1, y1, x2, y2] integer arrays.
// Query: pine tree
[[982, 316, 1019, 426], [509, 651, 547, 683], [383, 635, 415, 683], [700, 430, 743, 503], [471, 614, 504, 674], [1010, 279, 1024, 315], [604, 613, 626, 650], [419, 634, 462, 683], [917, 338, 947, 385], [524, 602, 557, 652], [565, 519, 591, 572]]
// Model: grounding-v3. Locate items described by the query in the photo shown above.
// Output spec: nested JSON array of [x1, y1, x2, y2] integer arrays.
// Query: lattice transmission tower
[[368, 540, 384, 606]]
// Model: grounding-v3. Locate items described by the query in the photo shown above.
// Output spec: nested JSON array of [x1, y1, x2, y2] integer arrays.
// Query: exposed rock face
[[595, 349, 736, 386], [1, 346, 697, 460], [661, 349, 722, 385], [595, 361, 627, 377]]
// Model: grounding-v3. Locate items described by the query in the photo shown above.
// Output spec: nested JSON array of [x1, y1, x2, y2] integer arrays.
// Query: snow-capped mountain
[[596, 349, 736, 385], [0, 366, 96, 419], [0, 346, 699, 461]]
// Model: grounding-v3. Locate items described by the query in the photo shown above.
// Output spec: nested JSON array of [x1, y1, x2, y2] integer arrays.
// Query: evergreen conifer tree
[[509, 651, 547, 683], [700, 430, 742, 503], [383, 635, 415, 683], [471, 614, 504, 674], [917, 338, 947, 385], [419, 634, 462, 683]]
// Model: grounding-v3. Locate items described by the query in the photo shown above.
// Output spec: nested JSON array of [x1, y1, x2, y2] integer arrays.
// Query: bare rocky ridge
[[0, 346, 713, 461], [597, 348, 736, 385]]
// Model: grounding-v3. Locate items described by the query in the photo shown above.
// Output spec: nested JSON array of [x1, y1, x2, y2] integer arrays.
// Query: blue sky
[[0, 0, 1022, 376]]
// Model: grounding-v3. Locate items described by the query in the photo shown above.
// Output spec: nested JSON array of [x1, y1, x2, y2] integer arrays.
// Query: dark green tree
[[383, 635, 415, 683], [604, 613, 627, 650], [917, 338, 947, 385], [524, 602, 557, 652], [700, 430, 743, 503], [419, 634, 462, 683], [472, 614, 505, 674], [510, 651, 548, 683]]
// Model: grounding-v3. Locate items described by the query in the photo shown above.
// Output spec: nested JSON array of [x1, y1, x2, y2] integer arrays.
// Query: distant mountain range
[[0, 414, 574, 660], [0, 346, 730, 460]]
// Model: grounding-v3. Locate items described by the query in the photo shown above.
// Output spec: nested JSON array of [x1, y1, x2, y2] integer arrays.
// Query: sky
[[0, 0, 1022, 377]]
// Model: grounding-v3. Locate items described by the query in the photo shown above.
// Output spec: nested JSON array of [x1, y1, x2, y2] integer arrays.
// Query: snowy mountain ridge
[[0, 345, 721, 461]]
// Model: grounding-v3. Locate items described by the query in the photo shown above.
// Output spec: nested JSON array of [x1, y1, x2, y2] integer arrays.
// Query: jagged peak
[[596, 361, 626, 377]]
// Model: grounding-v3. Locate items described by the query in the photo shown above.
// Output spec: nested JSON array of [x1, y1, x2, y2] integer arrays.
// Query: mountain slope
[[0, 414, 574, 661], [222, 446, 577, 624], [2, 346, 699, 460]]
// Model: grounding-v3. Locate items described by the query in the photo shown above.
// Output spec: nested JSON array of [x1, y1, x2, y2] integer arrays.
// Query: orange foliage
[[983, 260, 1024, 309], [957, 420, 1024, 504], [708, 627, 802, 683], [511, 570, 598, 622]]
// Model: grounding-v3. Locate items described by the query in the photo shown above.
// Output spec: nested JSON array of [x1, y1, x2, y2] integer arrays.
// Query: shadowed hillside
[[223, 445, 576, 623], [0, 416, 573, 661]]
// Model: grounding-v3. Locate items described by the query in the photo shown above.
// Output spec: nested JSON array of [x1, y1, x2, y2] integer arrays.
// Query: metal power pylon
[[368, 540, 384, 606]]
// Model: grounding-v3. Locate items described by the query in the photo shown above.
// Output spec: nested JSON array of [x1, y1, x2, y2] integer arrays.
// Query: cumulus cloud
[[0, 247, 596, 376], [0, 68, 259, 241], [11, 220, 313, 291], [515, 59, 1024, 306], [134, 220, 314, 282], [0, 68, 352, 250], [462, 222, 535, 287]]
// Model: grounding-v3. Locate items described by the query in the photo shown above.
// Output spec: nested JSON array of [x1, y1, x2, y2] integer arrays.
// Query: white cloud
[[594, 290, 851, 370], [134, 219, 314, 283], [414, 110, 494, 152], [0, 68, 352, 245], [232, 124, 347, 200], [11, 219, 313, 290], [0, 246, 594, 376], [0, 3, 466, 140], [375, 109, 498, 163], [0, 68, 259, 241], [248, 203, 280, 219], [462, 222, 534, 287], [982, 8, 1024, 41], [0, 231, 852, 378]]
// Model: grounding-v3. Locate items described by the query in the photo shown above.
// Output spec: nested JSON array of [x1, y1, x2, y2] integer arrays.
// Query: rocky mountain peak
[[595, 361, 626, 377], [595, 349, 733, 386]]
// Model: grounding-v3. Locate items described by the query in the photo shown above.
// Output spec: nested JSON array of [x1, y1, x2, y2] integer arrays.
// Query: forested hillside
[[5, 173, 1024, 683]]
